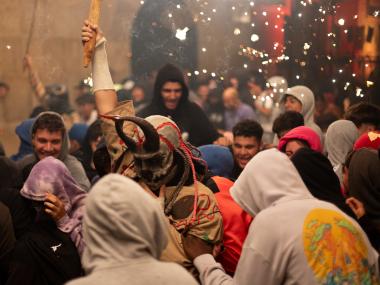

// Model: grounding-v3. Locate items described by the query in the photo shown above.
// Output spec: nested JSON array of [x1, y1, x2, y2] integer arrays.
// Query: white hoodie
[[66, 174, 197, 285], [194, 149, 379, 285], [282, 85, 323, 140]]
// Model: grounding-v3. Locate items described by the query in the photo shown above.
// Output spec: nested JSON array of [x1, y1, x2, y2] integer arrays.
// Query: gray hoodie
[[194, 149, 379, 285], [66, 174, 197, 285], [282, 85, 323, 140], [17, 112, 90, 191], [325, 120, 359, 183]]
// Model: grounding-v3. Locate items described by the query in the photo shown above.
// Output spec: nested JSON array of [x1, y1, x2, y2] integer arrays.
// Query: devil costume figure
[[102, 113, 223, 276]]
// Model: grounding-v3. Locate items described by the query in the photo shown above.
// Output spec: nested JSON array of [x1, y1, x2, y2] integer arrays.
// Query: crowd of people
[[0, 20, 380, 285]]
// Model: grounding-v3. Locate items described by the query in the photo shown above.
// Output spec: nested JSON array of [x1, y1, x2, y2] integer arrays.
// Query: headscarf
[[325, 120, 359, 183], [20, 156, 86, 254], [278, 126, 322, 153], [280, 85, 323, 139], [231, 148, 313, 217], [11, 118, 35, 161], [354, 131, 380, 151], [81, 174, 168, 273], [198, 145, 234, 178], [290, 148, 355, 218], [348, 148, 380, 221]]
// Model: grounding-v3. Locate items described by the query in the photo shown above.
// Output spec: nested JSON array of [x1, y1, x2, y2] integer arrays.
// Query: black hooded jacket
[[138, 64, 219, 146]]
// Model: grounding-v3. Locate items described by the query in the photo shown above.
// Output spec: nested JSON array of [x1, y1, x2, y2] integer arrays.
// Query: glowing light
[[194, 71, 200, 75], [175, 27, 190, 41], [202, 69, 207, 74], [140, 1, 144, 4], [201, 47, 207, 52], [352, 73, 356, 77], [353, 14, 358, 19], [187, 72, 192, 77], [232, 6, 236, 10], [303, 43, 311, 50], [168, 13, 172, 18], [262, 11, 267, 16], [234, 28, 241, 35], [296, 75, 300, 79], [332, 79, 336, 83], [339, 69, 343, 73], [243, 64, 248, 68], [176, 4, 181, 8], [250, 2, 254, 7], [338, 18, 345, 26], [250, 34, 259, 42], [211, 72, 216, 77], [367, 80, 374, 87], [265, 21, 269, 26], [212, 9, 216, 13], [298, 13, 302, 18], [6, 45, 11, 50]]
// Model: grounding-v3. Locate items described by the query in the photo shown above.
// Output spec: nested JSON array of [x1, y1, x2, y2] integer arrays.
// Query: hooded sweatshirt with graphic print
[[67, 174, 197, 285], [194, 149, 379, 285]]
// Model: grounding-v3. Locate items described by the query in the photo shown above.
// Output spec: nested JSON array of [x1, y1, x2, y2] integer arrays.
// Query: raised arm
[[23, 54, 46, 102], [81, 21, 117, 115]]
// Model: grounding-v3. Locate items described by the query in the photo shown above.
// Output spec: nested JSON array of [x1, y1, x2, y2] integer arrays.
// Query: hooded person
[[199, 145, 252, 275], [6, 159, 84, 285], [66, 174, 197, 285], [10, 118, 35, 161], [325, 120, 359, 184], [290, 147, 355, 218], [354, 131, 380, 151], [137, 64, 220, 146], [21, 156, 87, 255], [347, 148, 380, 249], [102, 114, 223, 277], [278, 126, 322, 157], [17, 112, 91, 191], [188, 149, 379, 285], [280, 85, 323, 142]]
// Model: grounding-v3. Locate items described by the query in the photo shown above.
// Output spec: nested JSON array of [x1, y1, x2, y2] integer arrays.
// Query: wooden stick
[[83, 0, 101, 68]]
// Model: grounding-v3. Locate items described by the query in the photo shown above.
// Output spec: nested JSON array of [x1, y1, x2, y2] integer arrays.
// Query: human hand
[[346, 197, 365, 219], [81, 20, 104, 45], [23, 54, 33, 70], [44, 193, 66, 222], [213, 136, 231, 147], [182, 234, 214, 261]]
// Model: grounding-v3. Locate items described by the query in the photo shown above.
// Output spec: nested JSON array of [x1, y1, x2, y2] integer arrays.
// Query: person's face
[[161, 82, 182, 110], [232, 136, 261, 169], [32, 129, 63, 160], [197, 85, 209, 101], [284, 95, 302, 113], [285, 140, 304, 157], [78, 103, 95, 120], [132, 87, 145, 102], [223, 91, 238, 110]]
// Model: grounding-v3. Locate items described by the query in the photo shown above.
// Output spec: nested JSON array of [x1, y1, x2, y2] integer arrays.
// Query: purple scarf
[[21, 156, 87, 255]]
